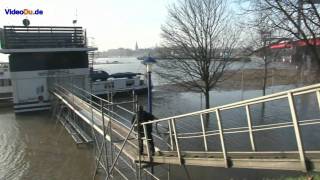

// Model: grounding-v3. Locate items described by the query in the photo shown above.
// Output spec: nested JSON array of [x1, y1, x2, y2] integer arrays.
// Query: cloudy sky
[[0, 0, 171, 51]]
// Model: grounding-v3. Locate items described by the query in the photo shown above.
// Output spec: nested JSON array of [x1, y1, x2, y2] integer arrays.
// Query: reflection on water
[[0, 58, 318, 179]]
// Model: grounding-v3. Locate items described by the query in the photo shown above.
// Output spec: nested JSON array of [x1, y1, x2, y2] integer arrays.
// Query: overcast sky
[[0, 0, 171, 51]]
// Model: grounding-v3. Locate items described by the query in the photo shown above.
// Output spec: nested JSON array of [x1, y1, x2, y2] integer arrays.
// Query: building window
[[4, 79, 9, 86], [105, 82, 114, 89], [126, 80, 134, 87]]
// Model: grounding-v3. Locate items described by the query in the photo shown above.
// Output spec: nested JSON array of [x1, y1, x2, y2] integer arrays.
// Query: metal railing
[[1, 26, 86, 49], [141, 83, 320, 171], [51, 79, 167, 179]]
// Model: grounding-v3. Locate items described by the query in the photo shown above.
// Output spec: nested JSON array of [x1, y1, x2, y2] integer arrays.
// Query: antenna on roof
[[73, 9, 78, 25], [23, 19, 30, 27]]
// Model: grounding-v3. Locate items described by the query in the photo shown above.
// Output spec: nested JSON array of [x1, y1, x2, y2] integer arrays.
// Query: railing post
[[71, 76, 75, 104], [168, 120, 174, 151], [108, 92, 114, 166], [216, 109, 228, 168], [316, 90, 320, 111], [245, 105, 256, 151], [132, 89, 136, 112], [200, 113, 208, 151], [143, 124, 151, 159], [287, 92, 307, 171], [171, 118, 182, 164], [101, 99, 110, 172]]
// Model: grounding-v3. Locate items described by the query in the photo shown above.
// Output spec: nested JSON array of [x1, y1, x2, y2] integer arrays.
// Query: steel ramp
[[51, 83, 320, 174]]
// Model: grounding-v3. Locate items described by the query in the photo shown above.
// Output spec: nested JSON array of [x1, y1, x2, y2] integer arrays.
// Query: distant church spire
[[135, 41, 139, 50]]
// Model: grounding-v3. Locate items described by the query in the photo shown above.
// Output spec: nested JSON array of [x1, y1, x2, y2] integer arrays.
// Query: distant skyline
[[0, 0, 171, 51]]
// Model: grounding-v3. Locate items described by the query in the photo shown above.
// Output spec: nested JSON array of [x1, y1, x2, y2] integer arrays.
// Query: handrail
[[106, 118, 137, 180], [53, 80, 320, 172], [138, 83, 320, 171], [142, 83, 320, 125]]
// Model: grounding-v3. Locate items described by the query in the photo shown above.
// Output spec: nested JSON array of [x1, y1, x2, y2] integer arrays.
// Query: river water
[[0, 57, 318, 179]]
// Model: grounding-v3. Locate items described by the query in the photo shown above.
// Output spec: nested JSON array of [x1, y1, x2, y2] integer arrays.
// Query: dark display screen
[[9, 52, 88, 72]]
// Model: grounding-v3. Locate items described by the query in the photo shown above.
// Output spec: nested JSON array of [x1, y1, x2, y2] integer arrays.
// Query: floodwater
[[0, 108, 95, 180], [0, 57, 319, 180]]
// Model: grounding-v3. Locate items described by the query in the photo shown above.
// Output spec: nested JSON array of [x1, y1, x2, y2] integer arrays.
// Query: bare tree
[[242, 27, 280, 96], [158, 0, 239, 112], [239, 0, 320, 70]]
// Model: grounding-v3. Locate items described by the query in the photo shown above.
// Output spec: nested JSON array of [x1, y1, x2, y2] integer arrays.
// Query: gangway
[[51, 82, 320, 179]]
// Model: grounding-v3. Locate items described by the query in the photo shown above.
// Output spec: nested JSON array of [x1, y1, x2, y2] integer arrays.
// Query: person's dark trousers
[[138, 133, 155, 155], [138, 131, 144, 155], [138, 138, 144, 155], [146, 131, 155, 155]]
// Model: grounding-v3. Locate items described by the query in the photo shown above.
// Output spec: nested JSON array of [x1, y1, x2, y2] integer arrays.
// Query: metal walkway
[[51, 83, 320, 179]]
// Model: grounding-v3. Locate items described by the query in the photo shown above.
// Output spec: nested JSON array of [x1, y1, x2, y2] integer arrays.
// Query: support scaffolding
[[51, 77, 168, 180]]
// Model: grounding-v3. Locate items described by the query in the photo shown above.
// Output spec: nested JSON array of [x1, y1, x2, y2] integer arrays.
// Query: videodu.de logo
[[5, 9, 44, 15]]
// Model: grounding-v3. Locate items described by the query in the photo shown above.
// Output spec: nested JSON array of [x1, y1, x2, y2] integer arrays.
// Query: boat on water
[[90, 68, 147, 95], [0, 66, 148, 98], [0, 22, 96, 113], [0, 20, 147, 113]]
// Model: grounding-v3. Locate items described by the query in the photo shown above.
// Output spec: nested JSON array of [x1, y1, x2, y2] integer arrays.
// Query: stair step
[[67, 118, 93, 143], [60, 118, 84, 144]]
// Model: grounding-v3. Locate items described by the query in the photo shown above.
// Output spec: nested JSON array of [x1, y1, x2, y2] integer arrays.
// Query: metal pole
[[108, 92, 114, 173], [143, 124, 151, 159], [316, 90, 320, 111], [167, 164, 170, 180], [105, 119, 138, 180], [200, 113, 208, 151], [101, 100, 110, 173], [148, 71, 152, 113], [90, 97, 101, 172], [171, 118, 182, 164], [168, 120, 174, 151], [287, 92, 307, 171], [92, 140, 106, 179], [216, 109, 228, 168], [297, 0, 303, 38], [245, 105, 256, 151]]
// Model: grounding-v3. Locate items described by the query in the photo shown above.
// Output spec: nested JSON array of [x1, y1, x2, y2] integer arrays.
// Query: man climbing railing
[[132, 105, 156, 156]]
